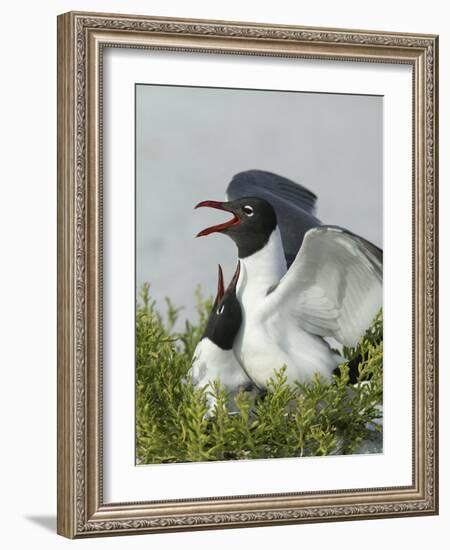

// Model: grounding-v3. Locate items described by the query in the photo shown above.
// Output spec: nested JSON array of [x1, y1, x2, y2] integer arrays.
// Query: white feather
[[190, 338, 252, 413], [234, 226, 382, 389], [265, 227, 382, 347]]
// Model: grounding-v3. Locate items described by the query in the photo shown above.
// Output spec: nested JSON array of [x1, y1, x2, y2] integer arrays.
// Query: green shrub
[[136, 284, 383, 464]]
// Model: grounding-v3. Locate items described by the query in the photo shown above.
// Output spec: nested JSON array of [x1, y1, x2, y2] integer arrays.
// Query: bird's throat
[[237, 228, 287, 304]]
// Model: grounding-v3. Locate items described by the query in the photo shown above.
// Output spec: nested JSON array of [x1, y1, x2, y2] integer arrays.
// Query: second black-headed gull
[[190, 263, 252, 410]]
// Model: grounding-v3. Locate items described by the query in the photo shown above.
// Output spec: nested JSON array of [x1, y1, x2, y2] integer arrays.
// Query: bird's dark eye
[[243, 205, 254, 217], [216, 304, 225, 315]]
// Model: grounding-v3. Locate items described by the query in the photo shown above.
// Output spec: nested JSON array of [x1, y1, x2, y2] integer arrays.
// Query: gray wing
[[324, 225, 383, 264], [226, 170, 321, 266], [264, 226, 383, 347]]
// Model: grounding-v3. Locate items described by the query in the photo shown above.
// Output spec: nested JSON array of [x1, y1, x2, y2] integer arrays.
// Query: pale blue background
[[136, 85, 382, 324]]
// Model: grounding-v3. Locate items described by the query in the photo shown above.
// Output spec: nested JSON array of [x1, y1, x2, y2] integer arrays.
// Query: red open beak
[[194, 200, 240, 237], [213, 265, 225, 308], [226, 261, 241, 293]]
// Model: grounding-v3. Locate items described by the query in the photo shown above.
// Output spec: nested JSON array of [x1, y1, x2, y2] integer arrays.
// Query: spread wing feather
[[264, 226, 382, 347]]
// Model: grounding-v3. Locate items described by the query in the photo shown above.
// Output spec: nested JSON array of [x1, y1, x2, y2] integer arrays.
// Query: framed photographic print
[[57, 11, 439, 538]]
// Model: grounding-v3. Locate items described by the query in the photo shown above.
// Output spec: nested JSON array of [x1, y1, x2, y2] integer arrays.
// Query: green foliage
[[136, 285, 383, 464]]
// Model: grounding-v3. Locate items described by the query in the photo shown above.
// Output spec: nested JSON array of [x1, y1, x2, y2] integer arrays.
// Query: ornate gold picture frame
[[57, 11, 438, 538]]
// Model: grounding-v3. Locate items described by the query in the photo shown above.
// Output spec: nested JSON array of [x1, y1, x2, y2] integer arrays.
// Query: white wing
[[263, 226, 382, 347]]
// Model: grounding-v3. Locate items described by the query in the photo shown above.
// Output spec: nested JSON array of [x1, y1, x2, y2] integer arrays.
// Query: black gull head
[[202, 263, 242, 350], [195, 197, 277, 258]]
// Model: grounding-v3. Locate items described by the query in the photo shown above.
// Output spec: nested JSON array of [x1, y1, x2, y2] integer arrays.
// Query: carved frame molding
[[57, 12, 438, 538]]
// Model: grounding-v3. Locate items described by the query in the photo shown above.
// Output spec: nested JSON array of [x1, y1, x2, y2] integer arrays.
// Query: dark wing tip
[[316, 225, 383, 275], [227, 169, 318, 215]]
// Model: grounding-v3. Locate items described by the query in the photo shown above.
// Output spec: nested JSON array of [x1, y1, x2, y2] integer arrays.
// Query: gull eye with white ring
[[216, 304, 225, 315], [243, 205, 254, 216]]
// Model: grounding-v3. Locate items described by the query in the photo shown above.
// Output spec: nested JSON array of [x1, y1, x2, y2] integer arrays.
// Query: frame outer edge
[[57, 12, 77, 539], [435, 35, 439, 515], [430, 35, 439, 514], [56, 10, 439, 538]]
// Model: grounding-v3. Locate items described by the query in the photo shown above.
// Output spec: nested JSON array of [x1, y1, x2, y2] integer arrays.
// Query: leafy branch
[[136, 284, 383, 464]]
